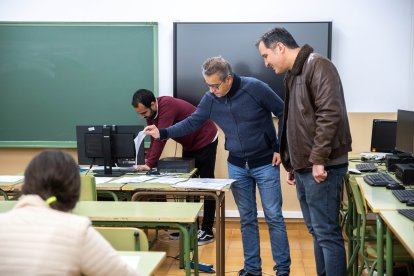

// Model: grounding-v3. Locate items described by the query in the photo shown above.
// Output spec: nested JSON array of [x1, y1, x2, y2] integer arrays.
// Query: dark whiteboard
[[0, 22, 158, 147], [174, 22, 331, 106]]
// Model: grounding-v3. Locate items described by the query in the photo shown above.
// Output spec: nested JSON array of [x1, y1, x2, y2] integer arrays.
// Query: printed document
[[173, 178, 235, 190], [134, 130, 146, 165]]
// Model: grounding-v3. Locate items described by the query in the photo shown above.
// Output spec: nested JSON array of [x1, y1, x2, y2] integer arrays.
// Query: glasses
[[205, 81, 224, 90]]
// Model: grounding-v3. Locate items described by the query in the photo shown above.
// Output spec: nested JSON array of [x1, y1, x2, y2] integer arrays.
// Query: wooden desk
[[0, 201, 202, 276], [122, 180, 231, 276], [119, 251, 166, 276], [355, 176, 414, 275], [380, 210, 414, 275]]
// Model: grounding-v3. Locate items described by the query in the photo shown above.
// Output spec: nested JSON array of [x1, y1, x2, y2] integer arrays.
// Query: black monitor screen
[[174, 22, 332, 105], [76, 125, 145, 173], [395, 110, 414, 155], [370, 119, 397, 153]]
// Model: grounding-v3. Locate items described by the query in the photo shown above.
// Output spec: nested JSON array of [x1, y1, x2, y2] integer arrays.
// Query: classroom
[[0, 0, 413, 275]]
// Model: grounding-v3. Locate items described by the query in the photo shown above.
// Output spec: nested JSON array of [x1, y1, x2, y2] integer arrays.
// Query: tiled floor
[[149, 220, 317, 275]]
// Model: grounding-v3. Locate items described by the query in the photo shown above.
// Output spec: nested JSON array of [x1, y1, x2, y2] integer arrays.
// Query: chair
[[80, 175, 118, 201], [347, 178, 413, 276], [80, 175, 97, 201], [95, 226, 149, 251]]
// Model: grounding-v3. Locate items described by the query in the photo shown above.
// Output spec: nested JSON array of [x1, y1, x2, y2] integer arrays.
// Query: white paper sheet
[[134, 130, 146, 165], [144, 176, 189, 184], [109, 176, 155, 184], [94, 177, 113, 184], [0, 175, 24, 183], [172, 178, 235, 190]]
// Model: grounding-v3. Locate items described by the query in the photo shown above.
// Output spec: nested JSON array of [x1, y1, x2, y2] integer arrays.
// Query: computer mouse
[[146, 169, 160, 176], [386, 183, 405, 190], [406, 199, 414, 207]]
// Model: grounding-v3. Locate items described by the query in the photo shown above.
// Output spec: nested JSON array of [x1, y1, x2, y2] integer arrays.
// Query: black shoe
[[276, 272, 289, 276], [168, 231, 180, 240], [197, 229, 214, 245], [238, 269, 262, 276]]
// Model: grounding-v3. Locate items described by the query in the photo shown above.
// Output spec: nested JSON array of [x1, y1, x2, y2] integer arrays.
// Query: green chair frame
[[95, 226, 149, 251]]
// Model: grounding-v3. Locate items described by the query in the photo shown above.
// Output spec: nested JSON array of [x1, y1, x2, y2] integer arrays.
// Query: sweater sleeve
[[79, 225, 139, 276], [160, 94, 212, 139], [250, 81, 284, 151]]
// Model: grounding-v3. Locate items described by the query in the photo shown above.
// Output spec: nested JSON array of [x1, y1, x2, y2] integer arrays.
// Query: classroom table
[[119, 251, 166, 276], [355, 176, 414, 275], [380, 211, 414, 275], [0, 178, 23, 200], [0, 201, 202, 276], [122, 179, 232, 276]]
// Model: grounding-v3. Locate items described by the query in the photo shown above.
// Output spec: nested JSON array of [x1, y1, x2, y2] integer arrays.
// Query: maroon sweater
[[145, 96, 218, 168]]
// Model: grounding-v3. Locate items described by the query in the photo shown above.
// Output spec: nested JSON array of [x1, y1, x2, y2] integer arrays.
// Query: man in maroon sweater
[[131, 89, 219, 245]]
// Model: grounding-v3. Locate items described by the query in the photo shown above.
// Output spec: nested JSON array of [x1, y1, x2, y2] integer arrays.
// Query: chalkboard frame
[[0, 22, 158, 148]]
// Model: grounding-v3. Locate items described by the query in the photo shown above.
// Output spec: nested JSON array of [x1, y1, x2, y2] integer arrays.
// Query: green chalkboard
[[0, 22, 158, 148]]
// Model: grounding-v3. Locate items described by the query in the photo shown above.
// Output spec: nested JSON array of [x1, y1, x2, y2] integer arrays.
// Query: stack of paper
[[172, 178, 234, 190]]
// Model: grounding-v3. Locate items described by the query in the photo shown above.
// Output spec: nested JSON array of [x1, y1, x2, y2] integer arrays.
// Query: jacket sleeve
[[308, 58, 343, 165], [79, 225, 139, 276]]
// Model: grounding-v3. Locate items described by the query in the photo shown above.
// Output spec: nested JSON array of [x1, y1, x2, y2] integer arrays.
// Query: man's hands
[[286, 171, 296, 185], [144, 125, 160, 139], [272, 152, 281, 166], [312, 164, 327, 183], [133, 164, 150, 171]]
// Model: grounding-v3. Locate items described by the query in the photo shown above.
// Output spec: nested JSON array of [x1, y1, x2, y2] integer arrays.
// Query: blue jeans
[[294, 167, 347, 276], [228, 162, 291, 275]]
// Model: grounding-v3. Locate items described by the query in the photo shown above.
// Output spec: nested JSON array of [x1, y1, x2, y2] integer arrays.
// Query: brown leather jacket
[[280, 45, 352, 171]]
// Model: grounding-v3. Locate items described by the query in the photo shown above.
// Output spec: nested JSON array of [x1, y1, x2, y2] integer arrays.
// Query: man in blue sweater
[[144, 56, 291, 276]]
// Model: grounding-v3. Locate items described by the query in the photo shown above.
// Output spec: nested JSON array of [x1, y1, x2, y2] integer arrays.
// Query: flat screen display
[[395, 109, 414, 155], [174, 22, 332, 105]]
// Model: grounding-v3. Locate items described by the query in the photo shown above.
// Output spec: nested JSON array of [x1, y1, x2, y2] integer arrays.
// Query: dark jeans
[[183, 138, 218, 232], [295, 166, 347, 276]]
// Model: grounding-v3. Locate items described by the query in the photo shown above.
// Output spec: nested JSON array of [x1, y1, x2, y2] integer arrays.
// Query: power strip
[[190, 260, 215, 274]]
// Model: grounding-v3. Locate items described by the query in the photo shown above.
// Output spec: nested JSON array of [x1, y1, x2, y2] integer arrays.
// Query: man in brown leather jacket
[[257, 27, 352, 276]]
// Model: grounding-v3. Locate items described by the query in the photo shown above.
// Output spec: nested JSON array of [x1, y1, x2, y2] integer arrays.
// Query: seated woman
[[0, 150, 139, 275]]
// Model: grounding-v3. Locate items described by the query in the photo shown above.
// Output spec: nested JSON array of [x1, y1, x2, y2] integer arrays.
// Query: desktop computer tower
[[395, 163, 414, 185], [157, 157, 195, 173], [385, 154, 414, 172]]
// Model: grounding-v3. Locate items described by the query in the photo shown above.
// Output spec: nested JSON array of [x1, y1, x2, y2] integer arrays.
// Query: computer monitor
[[395, 109, 414, 156], [370, 119, 397, 153], [76, 125, 145, 176]]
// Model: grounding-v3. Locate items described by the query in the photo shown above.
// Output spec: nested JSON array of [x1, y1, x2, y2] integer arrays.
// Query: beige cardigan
[[0, 195, 139, 276]]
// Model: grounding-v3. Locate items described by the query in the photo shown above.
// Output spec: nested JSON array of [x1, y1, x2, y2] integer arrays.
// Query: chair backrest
[[80, 175, 97, 201], [94, 226, 149, 251], [350, 178, 367, 220]]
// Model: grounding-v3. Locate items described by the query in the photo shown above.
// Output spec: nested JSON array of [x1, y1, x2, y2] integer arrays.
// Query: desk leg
[[219, 192, 225, 276], [376, 215, 384, 275], [386, 226, 393, 276], [0, 189, 9, 200], [176, 224, 197, 276]]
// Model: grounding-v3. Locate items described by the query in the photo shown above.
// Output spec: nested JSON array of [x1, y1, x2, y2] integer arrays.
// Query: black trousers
[[183, 138, 218, 232]]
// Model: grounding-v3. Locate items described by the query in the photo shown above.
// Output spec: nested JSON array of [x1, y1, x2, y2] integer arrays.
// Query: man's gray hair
[[202, 56, 233, 81]]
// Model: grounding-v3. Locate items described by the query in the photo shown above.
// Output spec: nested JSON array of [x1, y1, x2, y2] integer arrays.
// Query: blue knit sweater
[[160, 75, 284, 168]]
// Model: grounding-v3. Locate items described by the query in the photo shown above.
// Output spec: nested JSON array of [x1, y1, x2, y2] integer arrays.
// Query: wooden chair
[[95, 226, 149, 251]]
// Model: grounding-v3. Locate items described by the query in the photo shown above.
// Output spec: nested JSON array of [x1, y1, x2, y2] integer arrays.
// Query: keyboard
[[363, 173, 399, 187], [398, 209, 414, 222], [356, 163, 378, 172], [92, 167, 136, 174], [392, 189, 414, 203]]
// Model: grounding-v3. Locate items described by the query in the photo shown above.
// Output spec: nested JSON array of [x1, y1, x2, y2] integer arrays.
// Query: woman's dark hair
[[131, 89, 156, 108], [22, 150, 81, 212]]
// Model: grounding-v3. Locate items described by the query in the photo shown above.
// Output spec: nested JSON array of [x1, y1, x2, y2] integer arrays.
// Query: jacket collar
[[226, 74, 241, 97], [289, 44, 314, 76]]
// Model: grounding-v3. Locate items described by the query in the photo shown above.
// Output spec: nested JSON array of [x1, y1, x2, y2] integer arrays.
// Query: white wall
[[1, 0, 413, 111]]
